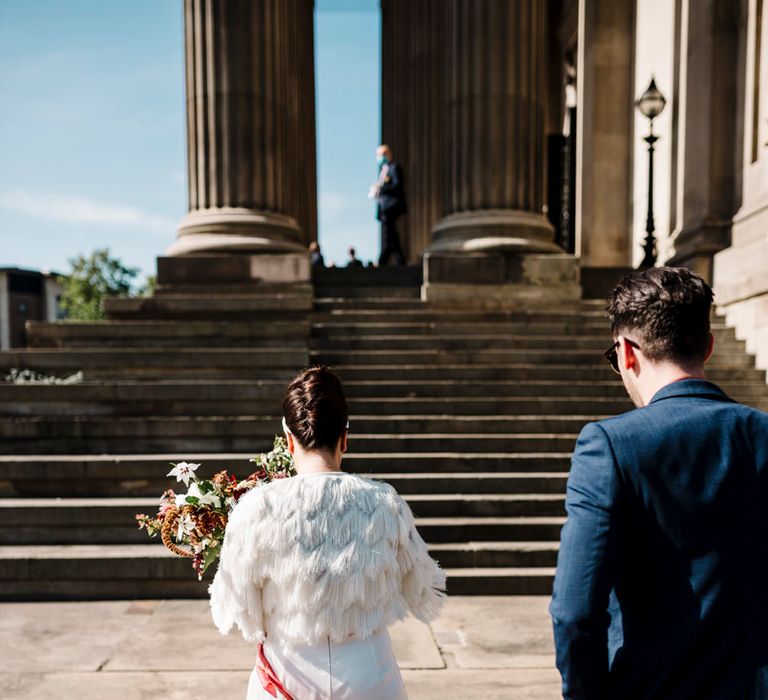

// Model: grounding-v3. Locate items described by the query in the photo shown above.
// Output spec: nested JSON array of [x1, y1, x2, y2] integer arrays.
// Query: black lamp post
[[635, 77, 667, 268]]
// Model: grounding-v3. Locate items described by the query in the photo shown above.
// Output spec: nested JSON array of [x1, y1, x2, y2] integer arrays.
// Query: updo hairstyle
[[282, 365, 348, 451]]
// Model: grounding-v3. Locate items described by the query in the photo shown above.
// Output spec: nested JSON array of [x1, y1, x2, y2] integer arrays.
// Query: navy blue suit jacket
[[550, 379, 768, 699], [376, 161, 406, 220]]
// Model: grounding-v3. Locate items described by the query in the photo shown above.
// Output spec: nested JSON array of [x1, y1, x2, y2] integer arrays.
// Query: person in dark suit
[[371, 144, 406, 266], [309, 241, 324, 269], [346, 247, 363, 268], [550, 266, 768, 699]]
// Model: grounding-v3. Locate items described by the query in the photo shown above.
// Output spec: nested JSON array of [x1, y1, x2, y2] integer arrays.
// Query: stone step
[[0, 544, 212, 600], [333, 364, 765, 382], [0, 348, 308, 372], [314, 305, 728, 323], [0, 469, 570, 499], [407, 494, 565, 517], [313, 266, 423, 287], [3, 374, 761, 405], [310, 334, 746, 352], [1, 352, 305, 382], [313, 348, 755, 367], [442, 567, 555, 595], [0, 414, 604, 441], [0, 393, 635, 418], [417, 516, 565, 543], [104, 293, 313, 319], [0, 499, 566, 545], [315, 298, 426, 311], [430, 541, 560, 568], [1, 432, 579, 456], [311, 320, 736, 336], [0, 545, 555, 599], [153, 282, 314, 296], [312, 308, 611, 323], [0, 456, 572, 497], [0, 415, 282, 440], [2, 492, 566, 520], [26, 319, 309, 348], [0, 380, 285, 401], [338, 379, 768, 400], [314, 286, 421, 299]]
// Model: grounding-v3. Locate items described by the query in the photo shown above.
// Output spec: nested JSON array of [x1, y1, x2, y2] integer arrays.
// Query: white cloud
[[0, 190, 175, 236]]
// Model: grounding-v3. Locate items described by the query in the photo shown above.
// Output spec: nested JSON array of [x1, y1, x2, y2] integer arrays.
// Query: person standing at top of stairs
[[370, 144, 407, 267]]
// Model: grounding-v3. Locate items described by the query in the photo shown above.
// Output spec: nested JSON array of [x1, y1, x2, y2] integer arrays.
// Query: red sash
[[255, 643, 296, 700]]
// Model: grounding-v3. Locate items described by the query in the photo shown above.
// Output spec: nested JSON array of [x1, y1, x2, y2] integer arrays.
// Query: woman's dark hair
[[607, 266, 714, 364], [282, 365, 348, 450]]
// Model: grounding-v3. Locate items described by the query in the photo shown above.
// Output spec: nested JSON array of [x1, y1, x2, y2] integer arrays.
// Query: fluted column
[[168, 0, 316, 256], [381, 0, 445, 262], [668, 0, 740, 280], [430, 0, 560, 254], [380, 0, 407, 255], [288, 0, 318, 246]]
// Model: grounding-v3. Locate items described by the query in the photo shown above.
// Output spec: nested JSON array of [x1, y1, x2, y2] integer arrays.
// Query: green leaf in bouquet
[[202, 545, 221, 574], [197, 480, 214, 494]]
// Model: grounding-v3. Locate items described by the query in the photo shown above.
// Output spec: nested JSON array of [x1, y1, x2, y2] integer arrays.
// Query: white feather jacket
[[209, 471, 447, 646]]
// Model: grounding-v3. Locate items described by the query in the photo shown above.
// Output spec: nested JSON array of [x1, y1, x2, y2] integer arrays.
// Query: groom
[[550, 267, 768, 698]]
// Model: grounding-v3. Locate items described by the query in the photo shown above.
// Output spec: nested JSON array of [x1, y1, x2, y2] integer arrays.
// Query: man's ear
[[622, 337, 639, 371], [704, 332, 715, 363]]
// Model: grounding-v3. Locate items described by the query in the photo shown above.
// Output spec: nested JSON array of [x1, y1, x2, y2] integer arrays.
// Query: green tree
[[137, 274, 157, 298], [60, 248, 140, 321]]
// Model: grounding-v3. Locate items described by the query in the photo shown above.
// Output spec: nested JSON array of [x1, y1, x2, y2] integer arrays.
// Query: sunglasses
[[603, 338, 641, 375]]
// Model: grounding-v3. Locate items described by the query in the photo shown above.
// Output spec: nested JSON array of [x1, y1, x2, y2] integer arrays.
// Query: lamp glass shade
[[635, 77, 667, 120]]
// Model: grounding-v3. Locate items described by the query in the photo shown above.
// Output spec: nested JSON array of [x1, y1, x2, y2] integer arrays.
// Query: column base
[[422, 251, 581, 308], [167, 208, 305, 256], [430, 210, 562, 254], [156, 253, 310, 288], [666, 219, 732, 283]]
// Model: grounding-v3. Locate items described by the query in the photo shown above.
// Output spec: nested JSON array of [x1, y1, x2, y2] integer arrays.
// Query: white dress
[[247, 629, 406, 699], [209, 471, 446, 699]]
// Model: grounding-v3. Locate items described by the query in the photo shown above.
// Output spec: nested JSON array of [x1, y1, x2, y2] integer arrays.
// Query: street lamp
[[635, 76, 667, 268]]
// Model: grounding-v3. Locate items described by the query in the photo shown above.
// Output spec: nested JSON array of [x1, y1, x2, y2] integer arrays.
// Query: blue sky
[[0, 0, 380, 282]]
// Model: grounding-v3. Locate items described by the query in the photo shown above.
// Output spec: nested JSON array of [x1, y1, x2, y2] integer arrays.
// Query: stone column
[[713, 0, 768, 374], [429, 0, 560, 254], [380, 0, 407, 255], [381, 0, 446, 262], [576, 0, 636, 268], [289, 0, 318, 247], [422, 0, 581, 307], [668, 0, 742, 281], [167, 0, 315, 256]]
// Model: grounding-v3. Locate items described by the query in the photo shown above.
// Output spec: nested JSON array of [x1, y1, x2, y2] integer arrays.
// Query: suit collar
[[648, 378, 734, 405]]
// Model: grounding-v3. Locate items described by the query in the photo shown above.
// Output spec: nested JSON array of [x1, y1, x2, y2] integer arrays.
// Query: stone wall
[[712, 0, 768, 381]]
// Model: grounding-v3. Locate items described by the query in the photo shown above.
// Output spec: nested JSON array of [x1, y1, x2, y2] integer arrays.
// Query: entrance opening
[[315, 0, 381, 268]]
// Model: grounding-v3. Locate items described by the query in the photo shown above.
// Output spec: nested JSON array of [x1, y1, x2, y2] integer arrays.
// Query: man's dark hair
[[607, 266, 714, 364], [282, 365, 348, 450]]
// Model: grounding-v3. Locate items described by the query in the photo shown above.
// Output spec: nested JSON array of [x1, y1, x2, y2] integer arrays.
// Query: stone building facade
[[0, 268, 63, 350], [163, 0, 768, 374]]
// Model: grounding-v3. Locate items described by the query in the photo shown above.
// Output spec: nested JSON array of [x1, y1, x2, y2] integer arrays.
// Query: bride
[[209, 365, 447, 699]]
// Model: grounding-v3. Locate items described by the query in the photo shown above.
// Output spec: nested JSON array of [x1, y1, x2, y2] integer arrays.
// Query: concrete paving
[[0, 596, 561, 699]]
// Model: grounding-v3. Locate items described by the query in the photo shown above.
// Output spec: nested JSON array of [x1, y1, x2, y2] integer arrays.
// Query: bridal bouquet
[[135, 436, 295, 579]]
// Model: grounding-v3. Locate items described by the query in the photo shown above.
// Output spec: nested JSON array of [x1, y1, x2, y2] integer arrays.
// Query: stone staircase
[[1, 267, 766, 600]]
